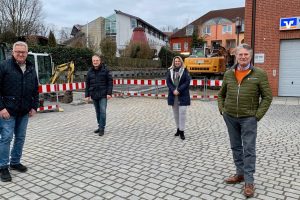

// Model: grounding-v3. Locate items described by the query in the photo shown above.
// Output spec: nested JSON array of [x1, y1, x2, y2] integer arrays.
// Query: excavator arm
[[50, 61, 75, 84]]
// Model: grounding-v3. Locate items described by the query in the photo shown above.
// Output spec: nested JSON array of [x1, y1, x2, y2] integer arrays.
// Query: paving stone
[[140, 193, 156, 200], [23, 192, 41, 200], [63, 192, 77, 199], [1, 192, 16, 199], [44, 193, 60, 200], [256, 195, 277, 200], [200, 193, 217, 200], [0, 98, 298, 200], [142, 187, 159, 195], [164, 194, 181, 200], [127, 195, 140, 200], [8, 195, 27, 200], [284, 192, 300, 199]]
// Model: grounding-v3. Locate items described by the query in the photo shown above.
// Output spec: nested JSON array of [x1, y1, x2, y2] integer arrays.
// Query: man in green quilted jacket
[[218, 43, 272, 198]]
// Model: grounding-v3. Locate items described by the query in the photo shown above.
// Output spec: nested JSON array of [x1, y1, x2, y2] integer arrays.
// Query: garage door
[[279, 40, 300, 96]]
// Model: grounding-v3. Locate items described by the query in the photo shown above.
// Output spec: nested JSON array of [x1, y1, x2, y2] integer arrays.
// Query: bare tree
[[0, 0, 43, 36], [36, 23, 50, 37], [58, 27, 72, 43], [160, 25, 177, 32]]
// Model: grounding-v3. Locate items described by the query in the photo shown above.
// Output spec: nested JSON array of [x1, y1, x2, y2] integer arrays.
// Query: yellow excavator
[[50, 61, 75, 84], [184, 46, 232, 79], [49, 61, 75, 104]]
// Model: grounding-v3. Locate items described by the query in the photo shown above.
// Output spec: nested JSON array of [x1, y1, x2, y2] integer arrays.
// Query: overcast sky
[[41, 0, 245, 31]]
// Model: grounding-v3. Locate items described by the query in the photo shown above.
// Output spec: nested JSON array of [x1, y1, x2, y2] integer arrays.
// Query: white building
[[72, 10, 168, 56]]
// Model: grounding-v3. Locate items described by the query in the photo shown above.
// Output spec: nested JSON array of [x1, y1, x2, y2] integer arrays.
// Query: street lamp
[[165, 37, 169, 67], [235, 17, 242, 46]]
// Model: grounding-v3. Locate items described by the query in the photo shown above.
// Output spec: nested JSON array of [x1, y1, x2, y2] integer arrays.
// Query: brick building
[[245, 0, 300, 96], [170, 7, 245, 55]]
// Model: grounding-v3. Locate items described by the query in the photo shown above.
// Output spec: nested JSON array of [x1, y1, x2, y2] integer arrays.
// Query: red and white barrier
[[113, 79, 167, 86], [37, 79, 222, 111], [206, 80, 223, 87], [190, 79, 204, 86], [56, 82, 86, 92], [37, 104, 59, 112], [123, 92, 218, 99], [38, 79, 222, 94], [38, 84, 57, 93], [39, 82, 86, 94]]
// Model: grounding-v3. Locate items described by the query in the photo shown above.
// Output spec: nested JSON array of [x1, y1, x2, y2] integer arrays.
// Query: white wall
[[146, 33, 166, 54], [81, 17, 105, 51], [116, 13, 166, 55], [116, 14, 132, 51]]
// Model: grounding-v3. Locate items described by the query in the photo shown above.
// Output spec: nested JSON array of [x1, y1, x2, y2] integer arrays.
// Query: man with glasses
[[0, 41, 39, 182]]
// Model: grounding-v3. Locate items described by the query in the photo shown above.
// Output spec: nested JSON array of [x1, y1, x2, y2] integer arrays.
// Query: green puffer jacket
[[218, 64, 272, 121]]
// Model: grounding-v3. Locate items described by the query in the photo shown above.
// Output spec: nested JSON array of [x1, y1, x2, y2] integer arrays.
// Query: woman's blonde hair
[[170, 56, 185, 68]]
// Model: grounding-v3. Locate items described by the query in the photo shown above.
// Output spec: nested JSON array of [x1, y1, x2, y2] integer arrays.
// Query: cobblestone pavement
[[0, 97, 299, 200]]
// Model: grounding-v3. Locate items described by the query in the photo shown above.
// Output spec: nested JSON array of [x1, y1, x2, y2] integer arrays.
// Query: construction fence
[[37, 78, 223, 112]]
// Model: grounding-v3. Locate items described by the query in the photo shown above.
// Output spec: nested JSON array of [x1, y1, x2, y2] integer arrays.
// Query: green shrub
[[100, 37, 116, 67], [124, 42, 154, 59], [105, 57, 161, 71], [158, 47, 185, 68]]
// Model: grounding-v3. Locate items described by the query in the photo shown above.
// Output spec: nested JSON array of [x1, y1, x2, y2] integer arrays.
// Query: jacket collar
[[11, 57, 34, 72], [231, 63, 254, 71], [91, 63, 106, 71]]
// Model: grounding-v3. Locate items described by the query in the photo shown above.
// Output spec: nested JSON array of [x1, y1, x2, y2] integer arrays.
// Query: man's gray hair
[[235, 43, 253, 57], [13, 41, 28, 51]]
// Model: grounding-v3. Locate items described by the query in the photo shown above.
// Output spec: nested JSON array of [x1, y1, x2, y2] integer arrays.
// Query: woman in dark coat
[[166, 56, 191, 140]]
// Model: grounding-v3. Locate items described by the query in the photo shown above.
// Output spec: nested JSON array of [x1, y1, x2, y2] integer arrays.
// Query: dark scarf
[[173, 67, 181, 87]]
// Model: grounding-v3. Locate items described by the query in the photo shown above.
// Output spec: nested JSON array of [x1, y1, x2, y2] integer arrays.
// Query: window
[[226, 40, 236, 48], [184, 42, 189, 51], [241, 22, 245, 32], [222, 25, 232, 34], [130, 18, 137, 28], [202, 25, 211, 35], [27, 54, 52, 84], [105, 15, 117, 36], [173, 43, 181, 51]]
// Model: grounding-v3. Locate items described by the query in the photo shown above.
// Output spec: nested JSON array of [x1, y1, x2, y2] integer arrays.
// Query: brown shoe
[[244, 183, 255, 197], [224, 174, 244, 184]]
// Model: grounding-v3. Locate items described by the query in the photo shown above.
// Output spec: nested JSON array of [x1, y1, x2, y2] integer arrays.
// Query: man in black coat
[[85, 55, 113, 136], [0, 41, 39, 182]]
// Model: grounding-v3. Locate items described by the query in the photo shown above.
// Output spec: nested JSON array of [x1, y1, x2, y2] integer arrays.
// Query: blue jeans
[[223, 113, 257, 184], [93, 98, 107, 130], [0, 114, 29, 169]]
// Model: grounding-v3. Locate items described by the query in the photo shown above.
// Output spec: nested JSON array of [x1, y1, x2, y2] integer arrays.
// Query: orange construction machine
[[184, 46, 233, 79]]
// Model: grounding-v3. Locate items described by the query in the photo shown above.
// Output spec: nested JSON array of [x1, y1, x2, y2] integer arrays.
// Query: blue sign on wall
[[280, 17, 300, 30]]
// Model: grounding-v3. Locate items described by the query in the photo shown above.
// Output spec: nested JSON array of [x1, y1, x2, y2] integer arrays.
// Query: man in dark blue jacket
[[0, 41, 39, 182], [85, 55, 113, 136]]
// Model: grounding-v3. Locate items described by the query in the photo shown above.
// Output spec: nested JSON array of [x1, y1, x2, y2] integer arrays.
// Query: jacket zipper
[[237, 84, 240, 117], [236, 69, 252, 117]]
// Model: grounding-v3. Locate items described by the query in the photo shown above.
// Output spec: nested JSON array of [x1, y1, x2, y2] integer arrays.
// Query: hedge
[[158, 47, 187, 67], [105, 57, 161, 71], [29, 46, 93, 71], [29, 46, 162, 71]]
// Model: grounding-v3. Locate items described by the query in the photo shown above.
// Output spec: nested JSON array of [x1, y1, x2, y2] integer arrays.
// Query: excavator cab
[[184, 46, 226, 79], [190, 47, 206, 58], [27, 52, 53, 84]]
